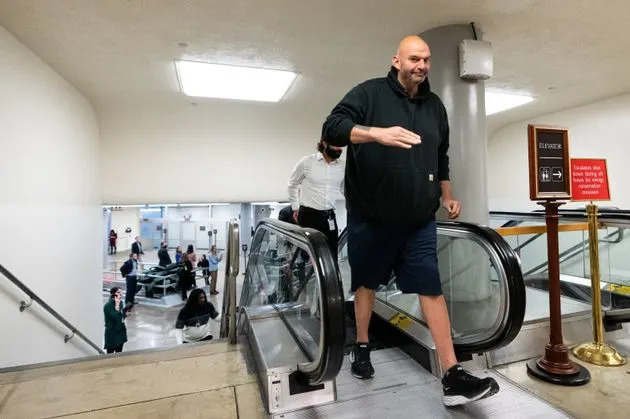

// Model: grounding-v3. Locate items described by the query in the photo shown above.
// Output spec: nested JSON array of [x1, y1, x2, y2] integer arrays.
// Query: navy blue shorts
[[347, 215, 442, 296]]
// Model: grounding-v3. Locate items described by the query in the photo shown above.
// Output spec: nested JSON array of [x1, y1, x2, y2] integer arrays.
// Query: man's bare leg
[[351, 286, 376, 379], [419, 294, 457, 371], [355, 286, 376, 343]]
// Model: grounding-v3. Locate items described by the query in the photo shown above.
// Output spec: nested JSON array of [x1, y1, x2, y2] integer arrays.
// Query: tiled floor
[[122, 302, 184, 350], [497, 337, 630, 419], [103, 249, 245, 352]]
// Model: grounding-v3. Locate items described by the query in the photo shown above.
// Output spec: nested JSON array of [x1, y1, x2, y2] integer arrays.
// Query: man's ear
[[392, 54, 401, 70]]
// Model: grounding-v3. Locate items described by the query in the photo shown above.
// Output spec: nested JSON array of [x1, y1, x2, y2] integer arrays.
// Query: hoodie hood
[[386, 66, 431, 101]]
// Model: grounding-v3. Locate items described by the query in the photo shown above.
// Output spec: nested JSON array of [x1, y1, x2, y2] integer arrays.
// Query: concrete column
[[421, 24, 489, 224], [420, 25, 491, 303]]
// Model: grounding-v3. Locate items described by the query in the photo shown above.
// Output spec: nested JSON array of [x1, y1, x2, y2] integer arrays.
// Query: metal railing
[[524, 228, 623, 277], [0, 264, 105, 354], [219, 221, 239, 344], [102, 260, 159, 284], [490, 211, 626, 277]]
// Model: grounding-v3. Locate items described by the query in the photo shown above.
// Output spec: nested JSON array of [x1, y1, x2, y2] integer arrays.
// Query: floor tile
[[235, 382, 266, 419], [0, 350, 256, 418], [496, 352, 630, 419], [0, 342, 239, 385], [62, 387, 237, 419]]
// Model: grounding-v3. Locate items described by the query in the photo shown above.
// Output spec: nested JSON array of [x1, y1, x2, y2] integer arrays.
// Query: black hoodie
[[322, 67, 450, 229]]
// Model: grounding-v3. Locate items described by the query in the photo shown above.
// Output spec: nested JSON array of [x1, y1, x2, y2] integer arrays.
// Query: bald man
[[322, 35, 499, 406]]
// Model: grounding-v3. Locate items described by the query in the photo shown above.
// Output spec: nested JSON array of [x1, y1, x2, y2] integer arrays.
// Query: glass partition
[[238, 220, 344, 383], [490, 211, 630, 310]]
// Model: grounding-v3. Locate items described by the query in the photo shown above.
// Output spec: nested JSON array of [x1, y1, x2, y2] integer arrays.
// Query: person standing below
[[178, 252, 194, 301], [104, 287, 128, 353], [321, 35, 498, 406], [287, 139, 345, 259], [278, 205, 297, 225], [198, 254, 210, 287], [120, 253, 139, 310], [108, 230, 118, 255], [175, 246, 183, 263], [158, 241, 172, 267], [208, 245, 223, 295], [131, 236, 144, 258], [186, 244, 198, 267]]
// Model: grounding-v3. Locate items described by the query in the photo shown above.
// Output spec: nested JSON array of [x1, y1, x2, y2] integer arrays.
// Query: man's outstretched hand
[[370, 126, 421, 149]]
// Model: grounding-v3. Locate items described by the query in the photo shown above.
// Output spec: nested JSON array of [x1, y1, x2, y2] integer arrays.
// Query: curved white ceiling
[[1, 0, 629, 136]]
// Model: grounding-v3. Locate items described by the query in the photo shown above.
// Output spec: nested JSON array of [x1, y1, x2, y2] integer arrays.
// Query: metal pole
[[219, 221, 239, 344], [573, 203, 626, 366], [588, 204, 604, 345], [228, 223, 239, 345]]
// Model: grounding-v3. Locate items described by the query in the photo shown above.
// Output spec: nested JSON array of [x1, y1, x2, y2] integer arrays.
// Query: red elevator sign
[[570, 158, 610, 201]]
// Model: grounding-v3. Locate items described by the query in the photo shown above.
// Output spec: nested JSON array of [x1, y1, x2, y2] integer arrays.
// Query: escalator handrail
[[339, 219, 526, 353], [604, 308, 630, 324], [246, 219, 345, 384]]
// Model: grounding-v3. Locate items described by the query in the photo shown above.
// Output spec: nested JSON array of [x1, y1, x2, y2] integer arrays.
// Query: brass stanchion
[[572, 204, 627, 366]]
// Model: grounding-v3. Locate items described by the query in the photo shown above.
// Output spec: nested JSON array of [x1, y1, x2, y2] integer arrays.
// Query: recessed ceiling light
[[485, 91, 534, 115], [178, 203, 213, 207], [174, 60, 298, 102]]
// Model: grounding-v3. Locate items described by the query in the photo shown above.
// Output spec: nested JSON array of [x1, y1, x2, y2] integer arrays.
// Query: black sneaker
[[442, 365, 499, 406], [351, 343, 375, 379]]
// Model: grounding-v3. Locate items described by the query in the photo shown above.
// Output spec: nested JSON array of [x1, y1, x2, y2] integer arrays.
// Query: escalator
[[237, 220, 345, 413], [237, 219, 569, 417], [338, 220, 526, 370]]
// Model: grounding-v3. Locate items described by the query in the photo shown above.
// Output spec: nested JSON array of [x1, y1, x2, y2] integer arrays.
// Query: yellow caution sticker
[[389, 313, 413, 330], [609, 284, 630, 296]]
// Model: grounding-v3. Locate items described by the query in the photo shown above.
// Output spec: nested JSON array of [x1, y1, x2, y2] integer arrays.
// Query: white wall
[[488, 93, 630, 211], [99, 100, 324, 204], [0, 26, 102, 368], [110, 208, 140, 251], [167, 206, 210, 222]]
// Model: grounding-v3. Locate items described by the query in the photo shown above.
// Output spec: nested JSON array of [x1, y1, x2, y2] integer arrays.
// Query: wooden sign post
[[526, 125, 590, 385]]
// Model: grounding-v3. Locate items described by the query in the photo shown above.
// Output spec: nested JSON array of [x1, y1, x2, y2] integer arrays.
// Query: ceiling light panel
[[175, 60, 297, 102], [486, 91, 534, 115]]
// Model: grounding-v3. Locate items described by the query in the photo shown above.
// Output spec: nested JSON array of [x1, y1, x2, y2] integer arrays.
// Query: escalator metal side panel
[[243, 308, 336, 415], [371, 298, 441, 376]]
